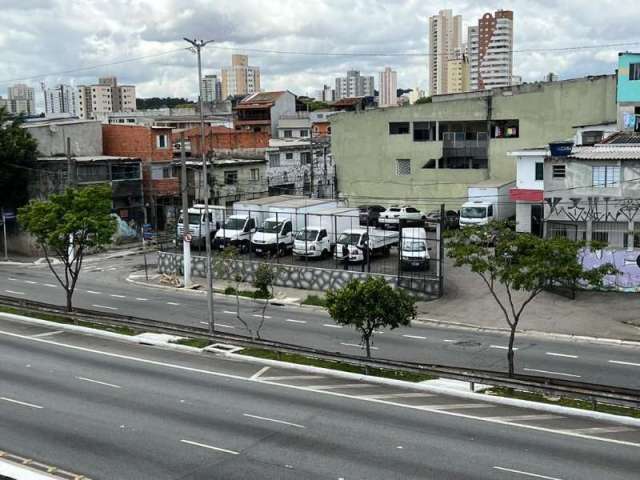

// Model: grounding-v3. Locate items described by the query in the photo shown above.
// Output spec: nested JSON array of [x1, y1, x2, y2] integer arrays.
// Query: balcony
[[442, 132, 488, 158]]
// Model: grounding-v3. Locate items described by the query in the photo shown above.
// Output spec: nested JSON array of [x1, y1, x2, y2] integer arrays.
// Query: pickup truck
[[378, 206, 426, 229], [334, 228, 399, 263]]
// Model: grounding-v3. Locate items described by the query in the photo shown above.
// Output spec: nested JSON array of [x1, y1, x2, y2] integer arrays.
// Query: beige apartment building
[[378, 67, 398, 107], [428, 9, 462, 96], [221, 54, 261, 99], [446, 51, 470, 94], [76, 77, 136, 120]]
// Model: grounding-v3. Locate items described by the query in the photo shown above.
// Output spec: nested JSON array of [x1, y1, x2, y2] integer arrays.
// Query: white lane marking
[[43, 283, 57, 288], [1, 326, 639, 450], [286, 319, 307, 324], [76, 376, 121, 389], [311, 384, 377, 390], [86, 290, 101, 295], [442, 339, 456, 343], [609, 360, 640, 367], [493, 466, 564, 480], [110, 294, 126, 298], [252, 314, 271, 319], [24, 280, 38, 285], [32, 330, 64, 338], [5, 290, 25, 295], [250, 366, 270, 380], [424, 404, 496, 410], [201, 322, 236, 329], [523, 368, 581, 378], [340, 342, 378, 350], [545, 352, 579, 359], [167, 302, 180, 306], [323, 324, 342, 328], [180, 439, 239, 455], [402, 334, 427, 340], [0, 397, 43, 409], [223, 311, 236, 315], [490, 345, 518, 351], [260, 375, 326, 381], [359, 392, 435, 399], [136, 298, 148, 301], [567, 426, 636, 434], [91, 304, 118, 311], [487, 414, 562, 422], [7, 278, 18, 281], [243, 413, 305, 429]]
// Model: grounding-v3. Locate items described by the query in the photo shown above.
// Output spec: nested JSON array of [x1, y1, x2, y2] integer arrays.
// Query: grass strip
[[169, 337, 213, 349], [486, 386, 640, 419], [238, 347, 436, 383], [0, 304, 139, 336]]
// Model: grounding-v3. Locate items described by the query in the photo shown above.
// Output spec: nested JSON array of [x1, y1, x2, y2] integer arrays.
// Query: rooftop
[[39, 155, 141, 162], [601, 132, 640, 145], [23, 118, 99, 128], [568, 145, 640, 160], [237, 91, 288, 108]]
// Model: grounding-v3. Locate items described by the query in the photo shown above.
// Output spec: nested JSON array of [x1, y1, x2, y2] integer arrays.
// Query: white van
[[177, 204, 226, 246], [400, 227, 430, 270]]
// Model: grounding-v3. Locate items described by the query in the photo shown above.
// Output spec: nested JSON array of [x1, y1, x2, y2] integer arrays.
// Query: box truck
[[177, 204, 226, 246], [459, 179, 516, 227], [293, 207, 359, 258]]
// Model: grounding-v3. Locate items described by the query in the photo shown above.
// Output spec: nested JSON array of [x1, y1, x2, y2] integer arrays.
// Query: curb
[[1, 310, 639, 429]]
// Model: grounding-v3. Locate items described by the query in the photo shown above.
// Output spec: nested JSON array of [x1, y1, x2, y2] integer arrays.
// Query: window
[[396, 159, 411, 176], [156, 134, 169, 149], [422, 159, 437, 169], [413, 122, 435, 142], [224, 170, 238, 185], [630, 63, 640, 81], [552, 165, 566, 178], [581, 130, 604, 146], [535, 162, 544, 181], [592, 165, 620, 187], [301, 152, 312, 165], [300, 129, 309, 137], [285, 152, 294, 160], [389, 122, 410, 135], [268, 153, 280, 167], [591, 230, 609, 244], [283, 130, 293, 138], [250, 168, 259, 182], [151, 165, 174, 180], [490, 119, 519, 138]]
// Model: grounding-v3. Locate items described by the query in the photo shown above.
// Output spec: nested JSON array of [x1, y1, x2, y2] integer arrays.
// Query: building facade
[[7, 84, 36, 115], [468, 10, 514, 91], [221, 54, 261, 100], [617, 52, 640, 132], [446, 51, 470, 94], [508, 148, 546, 236], [76, 77, 137, 120], [331, 75, 618, 212], [202, 74, 223, 103], [378, 67, 398, 107], [233, 91, 297, 136], [335, 71, 375, 100], [43, 84, 77, 117], [428, 9, 462, 96]]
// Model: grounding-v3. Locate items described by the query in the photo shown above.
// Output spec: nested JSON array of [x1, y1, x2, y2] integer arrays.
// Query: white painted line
[[286, 319, 307, 324], [7, 277, 18, 281], [260, 375, 326, 381], [323, 324, 342, 328], [24, 280, 38, 285], [110, 294, 126, 298], [311, 384, 377, 390], [359, 392, 435, 400], [545, 352, 579, 359], [250, 366, 271, 380], [567, 426, 636, 434], [167, 302, 180, 306], [4, 290, 25, 295], [340, 342, 378, 350], [180, 439, 239, 455], [487, 414, 562, 422], [86, 290, 102, 295], [43, 283, 57, 288], [523, 368, 581, 378], [243, 413, 305, 429], [442, 339, 456, 343], [76, 376, 121, 389], [91, 304, 118, 311], [402, 334, 427, 340], [136, 298, 149, 301], [490, 345, 518, 351], [609, 360, 640, 367], [0, 397, 43, 409], [493, 466, 564, 480], [223, 310, 236, 315], [252, 314, 272, 319], [108, 267, 117, 271], [201, 321, 236, 329], [32, 330, 64, 338], [424, 404, 496, 410]]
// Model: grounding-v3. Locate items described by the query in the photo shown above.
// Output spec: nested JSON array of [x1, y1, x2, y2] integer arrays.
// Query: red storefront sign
[[509, 188, 544, 202]]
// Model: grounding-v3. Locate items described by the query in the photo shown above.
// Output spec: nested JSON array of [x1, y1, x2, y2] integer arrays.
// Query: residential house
[[617, 52, 640, 132], [233, 91, 297, 136], [508, 148, 547, 236]]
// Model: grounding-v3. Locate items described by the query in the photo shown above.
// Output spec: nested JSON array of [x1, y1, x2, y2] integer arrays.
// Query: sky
[[2, 0, 639, 109]]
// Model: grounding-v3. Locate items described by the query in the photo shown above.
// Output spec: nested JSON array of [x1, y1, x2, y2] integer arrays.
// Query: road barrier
[[1, 294, 639, 410]]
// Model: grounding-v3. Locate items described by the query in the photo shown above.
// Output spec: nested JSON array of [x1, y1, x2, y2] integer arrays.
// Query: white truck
[[459, 179, 516, 227], [251, 198, 338, 256], [400, 227, 430, 271], [335, 227, 399, 263], [177, 204, 226, 246], [293, 207, 359, 258]]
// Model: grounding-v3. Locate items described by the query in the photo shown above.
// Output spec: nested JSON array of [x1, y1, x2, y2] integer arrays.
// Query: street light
[[184, 37, 215, 334]]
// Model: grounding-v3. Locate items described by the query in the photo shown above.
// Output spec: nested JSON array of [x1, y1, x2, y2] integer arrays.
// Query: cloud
[[1, 0, 639, 110]]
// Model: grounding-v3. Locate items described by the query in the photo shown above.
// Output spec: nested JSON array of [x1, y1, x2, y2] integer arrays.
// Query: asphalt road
[[1, 253, 639, 390], [0, 318, 638, 480]]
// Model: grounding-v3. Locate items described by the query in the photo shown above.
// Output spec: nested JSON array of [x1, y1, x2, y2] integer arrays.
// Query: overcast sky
[[2, 0, 639, 108]]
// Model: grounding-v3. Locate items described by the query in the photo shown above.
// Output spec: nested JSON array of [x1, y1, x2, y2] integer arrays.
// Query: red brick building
[[185, 126, 270, 157], [103, 124, 178, 229]]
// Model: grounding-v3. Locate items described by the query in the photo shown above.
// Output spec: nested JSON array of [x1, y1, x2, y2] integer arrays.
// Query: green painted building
[[331, 75, 617, 211]]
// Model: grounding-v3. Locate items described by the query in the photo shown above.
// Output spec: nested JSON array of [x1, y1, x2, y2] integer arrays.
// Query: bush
[[254, 263, 275, 298], [224, 286, 236, 295], [301, 295, 327, 307]]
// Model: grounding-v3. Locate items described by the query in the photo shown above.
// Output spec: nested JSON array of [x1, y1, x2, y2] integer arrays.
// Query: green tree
[[447, 222, 617, 376], [0, 107, 38, 209], [326, 277, 417, 359], [414, 96, 432, 105], [18, 185, 117, 312]]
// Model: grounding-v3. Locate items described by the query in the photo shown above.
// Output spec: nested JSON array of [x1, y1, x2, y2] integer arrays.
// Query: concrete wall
[[331, 75, 617, 211], [157, 251, 440, 300], [25, 120, 103, 156]]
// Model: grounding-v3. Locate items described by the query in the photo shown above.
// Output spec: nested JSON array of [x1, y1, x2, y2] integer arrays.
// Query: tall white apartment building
[[428, 9, 462, 96], [378, 67, 398, 107], [202, 74, 222, 103], [7, 84, 36, 115], [221, 54, 261, 99], [468, 10, 514, 91], [335, 70, 375, 100], [75, 77, 136, 119], [43, 84, 78, 117]]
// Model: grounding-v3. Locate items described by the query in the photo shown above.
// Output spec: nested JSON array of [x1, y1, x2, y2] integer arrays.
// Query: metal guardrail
[[1, 294, 639, 409]]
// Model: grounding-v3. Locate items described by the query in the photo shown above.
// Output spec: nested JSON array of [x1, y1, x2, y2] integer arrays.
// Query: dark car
[[425, 209, 459, 230], [358, 205, 387, 227]]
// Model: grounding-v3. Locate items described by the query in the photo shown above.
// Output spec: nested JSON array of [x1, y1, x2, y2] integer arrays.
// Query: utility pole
[[66, 137, 76, 261], [180, 133, 191, 289], [184, 37, 215, 334]]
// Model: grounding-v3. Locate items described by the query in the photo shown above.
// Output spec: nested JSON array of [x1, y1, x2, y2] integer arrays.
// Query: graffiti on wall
[[545, 197, 640, 223], [581, 248, 640, 292]]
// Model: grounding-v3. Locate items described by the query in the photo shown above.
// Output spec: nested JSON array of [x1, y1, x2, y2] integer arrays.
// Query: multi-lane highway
[[1, 252, 639, 389], [0, 316, 638, 480]]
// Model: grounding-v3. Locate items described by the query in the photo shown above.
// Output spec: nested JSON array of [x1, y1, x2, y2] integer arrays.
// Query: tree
[[414, 96, 432, 105], [447, 222, 617, 376], [0, 107, 38, 209], [326, 277, 416, 359], [18, 185, 117, 312]]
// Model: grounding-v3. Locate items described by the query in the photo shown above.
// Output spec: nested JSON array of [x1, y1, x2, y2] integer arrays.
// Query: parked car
[[378, 205, 426, 229], [425, 209, 460, 230], [358, 205, 387, 227]]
